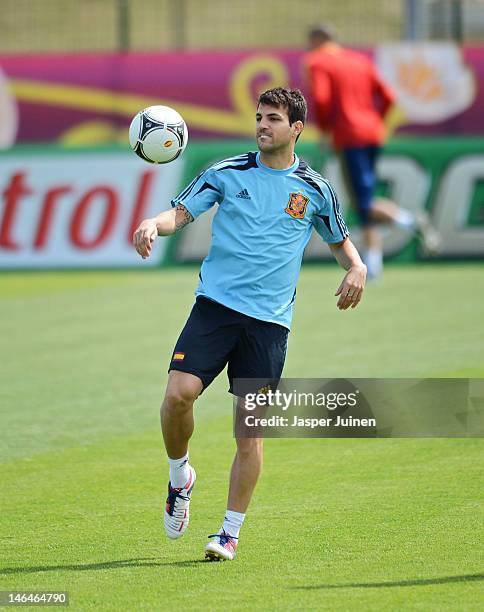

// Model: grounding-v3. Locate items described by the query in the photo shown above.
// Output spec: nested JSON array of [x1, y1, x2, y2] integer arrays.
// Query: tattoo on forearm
[[174, 204, 194, 231]]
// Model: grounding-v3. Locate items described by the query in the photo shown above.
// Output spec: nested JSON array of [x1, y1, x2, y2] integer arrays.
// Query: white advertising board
[[0, 151, 184, 268]]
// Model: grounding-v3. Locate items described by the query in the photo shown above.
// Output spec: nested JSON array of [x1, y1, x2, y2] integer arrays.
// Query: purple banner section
[[0, 46, 483, 146]]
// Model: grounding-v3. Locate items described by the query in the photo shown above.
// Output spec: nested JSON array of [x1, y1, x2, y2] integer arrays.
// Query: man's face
[[256, 103, 302, 153]]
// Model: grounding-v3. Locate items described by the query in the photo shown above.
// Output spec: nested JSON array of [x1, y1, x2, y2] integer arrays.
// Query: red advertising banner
[[0, 45, 483, 147]]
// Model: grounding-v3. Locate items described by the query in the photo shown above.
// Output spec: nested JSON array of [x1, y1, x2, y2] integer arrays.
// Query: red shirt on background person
[[304, 40, 395, 150]]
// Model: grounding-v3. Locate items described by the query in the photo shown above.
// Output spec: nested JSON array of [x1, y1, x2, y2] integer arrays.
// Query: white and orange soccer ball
[[129, 105, 188, 164]]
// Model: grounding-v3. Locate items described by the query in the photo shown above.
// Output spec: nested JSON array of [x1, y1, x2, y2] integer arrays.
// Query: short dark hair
[[308, 23, 336, 44], [257, 87, 307, 126]]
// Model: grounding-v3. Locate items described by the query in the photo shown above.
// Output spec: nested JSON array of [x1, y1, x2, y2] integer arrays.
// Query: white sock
[[222, 509, 245, 538], [168, 452, 190, 488], [393, 209, 415, 230], [363, 248, 383, 280]]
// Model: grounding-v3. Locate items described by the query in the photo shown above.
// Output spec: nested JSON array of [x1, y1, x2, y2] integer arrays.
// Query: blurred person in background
[[304, 24, 440, 280]]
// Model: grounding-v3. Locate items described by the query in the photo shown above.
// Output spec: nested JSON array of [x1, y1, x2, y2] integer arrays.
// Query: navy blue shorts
[[169, 297, 289, 395], [339, 146, 381, 225]]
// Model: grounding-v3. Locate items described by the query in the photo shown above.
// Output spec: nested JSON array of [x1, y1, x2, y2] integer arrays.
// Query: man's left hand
[[334, 264, 366, 310]]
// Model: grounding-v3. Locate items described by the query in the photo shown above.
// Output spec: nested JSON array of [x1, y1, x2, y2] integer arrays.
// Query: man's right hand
[[132, 218, 158, 259]]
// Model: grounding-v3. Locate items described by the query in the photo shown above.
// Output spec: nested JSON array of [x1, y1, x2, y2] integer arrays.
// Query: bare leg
[[362, 224, 382, 250], [227, 437, 264, 513], [162, 371, 203, 539], [161, 370, 203, 458], [360, 222, 383, 280], [205, 435, 261, 559], [369, 196, 413, 225], [362, 196, 416, 279]]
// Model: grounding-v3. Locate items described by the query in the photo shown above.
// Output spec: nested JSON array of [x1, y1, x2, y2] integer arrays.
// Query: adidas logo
[[236, 189, 251, 200]]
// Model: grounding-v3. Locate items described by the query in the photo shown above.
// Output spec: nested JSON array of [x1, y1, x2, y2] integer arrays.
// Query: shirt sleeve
[[312, 180, 349, 244], [306, 59, 332, 130], [171, 167, 223, 219]]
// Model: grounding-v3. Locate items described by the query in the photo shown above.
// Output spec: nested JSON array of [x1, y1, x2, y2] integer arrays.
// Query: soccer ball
[[128, 105, 188, 164]]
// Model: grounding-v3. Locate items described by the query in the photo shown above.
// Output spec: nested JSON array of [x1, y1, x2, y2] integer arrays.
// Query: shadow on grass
[[0, 558, 213, 575], [293, 573, 484, 590]]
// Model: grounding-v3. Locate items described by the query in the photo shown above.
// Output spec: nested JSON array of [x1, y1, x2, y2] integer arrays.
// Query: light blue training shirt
[[171, 151, 349, 329]]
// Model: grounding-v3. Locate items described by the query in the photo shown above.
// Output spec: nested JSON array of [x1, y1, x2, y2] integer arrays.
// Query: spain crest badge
[[285, 192, 309, 219]]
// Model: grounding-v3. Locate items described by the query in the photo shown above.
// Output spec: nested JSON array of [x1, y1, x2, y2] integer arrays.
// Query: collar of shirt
[[255, 152, 299, 175]]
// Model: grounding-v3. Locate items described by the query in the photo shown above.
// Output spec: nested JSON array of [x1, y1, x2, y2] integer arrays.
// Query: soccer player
[[132, 87, 366, 561], [304, 25, 440, 279]]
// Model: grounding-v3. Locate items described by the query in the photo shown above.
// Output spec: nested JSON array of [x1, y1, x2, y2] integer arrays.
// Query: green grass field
[[1, 264, 483, 610]]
